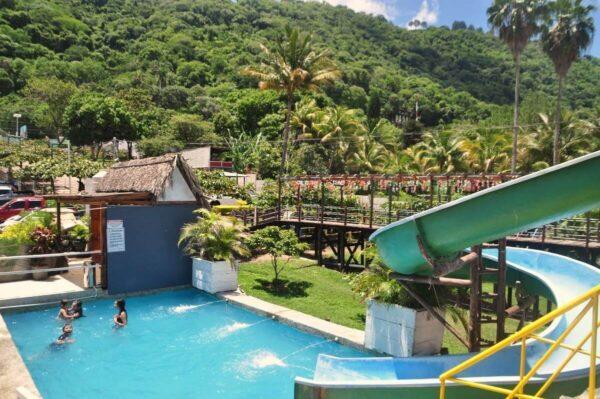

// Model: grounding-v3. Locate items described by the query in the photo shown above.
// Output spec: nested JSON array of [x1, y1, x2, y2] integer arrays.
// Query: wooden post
[[496, 238, 507, 341], [541, 225, 546, 243], [90, 202, 106, 289], [369, 177, 374, 228], [320, 180, 325, 224], [316, 226, 323, 265], [56, 200, 62, 240], [586, 216, 591, 249], [338, 228, 345, 270], [340, 185, 346, 226], [429, 174, 435, 207], [277, 178, 283, 221], [296, 185, 301, 222], [387, 183, 393, 224], [469, 245, 482, 352]]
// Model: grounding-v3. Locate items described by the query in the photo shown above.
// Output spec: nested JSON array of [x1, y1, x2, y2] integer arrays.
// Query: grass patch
[[239, 259, 540, 354], [238, 258, 366, 329]]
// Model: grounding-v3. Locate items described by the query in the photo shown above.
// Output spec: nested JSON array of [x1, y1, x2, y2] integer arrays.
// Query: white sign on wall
[[107, 220, 126, 253]]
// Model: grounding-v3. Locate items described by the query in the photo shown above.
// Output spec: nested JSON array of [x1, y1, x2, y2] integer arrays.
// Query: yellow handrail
[[439, 284, 600, 399]]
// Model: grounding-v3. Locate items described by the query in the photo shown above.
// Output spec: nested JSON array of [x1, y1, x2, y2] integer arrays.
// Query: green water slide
[[370, 150, 600, 276]]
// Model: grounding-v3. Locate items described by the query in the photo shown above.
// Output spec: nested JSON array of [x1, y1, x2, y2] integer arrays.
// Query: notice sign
[[107, 220, 126, 253]]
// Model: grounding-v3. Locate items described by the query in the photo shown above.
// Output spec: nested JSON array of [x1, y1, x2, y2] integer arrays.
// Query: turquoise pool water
[[3, 289, 368, 398]]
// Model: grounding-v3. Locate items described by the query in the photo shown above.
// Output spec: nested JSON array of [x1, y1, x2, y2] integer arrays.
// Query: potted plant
[[350, 258, 464, 357], [178, 209, 249, 294]]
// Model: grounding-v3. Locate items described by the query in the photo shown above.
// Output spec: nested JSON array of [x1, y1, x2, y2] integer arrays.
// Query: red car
[[0, 197, 46, 222]]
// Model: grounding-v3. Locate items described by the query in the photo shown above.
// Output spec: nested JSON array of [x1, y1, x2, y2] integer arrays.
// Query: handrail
[[439, 284, 600, 399]]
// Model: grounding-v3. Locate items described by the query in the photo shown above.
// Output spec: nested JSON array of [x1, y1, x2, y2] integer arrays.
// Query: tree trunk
[[511, 51, 521, 174], [277, 93, 294, 208], [553, 75, 564, 165]]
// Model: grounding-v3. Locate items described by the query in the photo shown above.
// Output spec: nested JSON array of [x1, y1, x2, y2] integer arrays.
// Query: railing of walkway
[[439, 284, 600, 399], [234, 205, 600, 247]]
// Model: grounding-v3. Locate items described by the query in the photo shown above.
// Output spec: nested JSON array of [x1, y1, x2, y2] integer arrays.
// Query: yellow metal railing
[[440, 284, 600, 399]]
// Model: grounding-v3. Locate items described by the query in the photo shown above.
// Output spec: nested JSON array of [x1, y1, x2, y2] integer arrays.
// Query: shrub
[[246, 226, 308, 285]]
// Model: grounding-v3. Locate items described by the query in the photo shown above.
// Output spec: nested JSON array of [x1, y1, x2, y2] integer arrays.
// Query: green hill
[[0, 0, 598, 137]]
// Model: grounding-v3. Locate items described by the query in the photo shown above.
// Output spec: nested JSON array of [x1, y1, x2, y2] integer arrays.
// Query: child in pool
[[113, 299, 127, 327], [55, 324, 74, 345], [57, 300, 75, 320], [69, 300, 84, 319]]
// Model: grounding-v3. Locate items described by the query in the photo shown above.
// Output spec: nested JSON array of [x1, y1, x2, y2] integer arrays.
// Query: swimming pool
[[3, 289, 369, 398]]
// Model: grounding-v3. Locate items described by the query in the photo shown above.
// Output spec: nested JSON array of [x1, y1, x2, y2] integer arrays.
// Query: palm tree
[[458, 131, 511, 173], [348, 119, 398, 173], [541, 0, 595, 165], [314, 106, 365, 170], [487, 0, 547, 172], [522, 111, 593, 169], [242, 27, 341, 178], [413, 132, 463, 173], [291, 97, 320, 140]]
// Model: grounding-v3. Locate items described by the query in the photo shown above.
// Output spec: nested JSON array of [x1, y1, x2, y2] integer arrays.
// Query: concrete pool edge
[[218, 290, 367, 352], [0, 314, 42, 399]]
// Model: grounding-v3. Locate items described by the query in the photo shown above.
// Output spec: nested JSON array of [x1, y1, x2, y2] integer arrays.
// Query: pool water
[[4, 289, 368, 398]]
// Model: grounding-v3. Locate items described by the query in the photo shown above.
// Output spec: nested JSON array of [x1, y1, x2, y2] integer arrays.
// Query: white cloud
[[406, 0, 439, 29], [303, 0, 397, 20]]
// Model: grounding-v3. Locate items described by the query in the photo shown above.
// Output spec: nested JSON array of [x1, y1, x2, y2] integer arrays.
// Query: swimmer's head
[[63, 324, 73, 334], [60, 300, 68, 308]]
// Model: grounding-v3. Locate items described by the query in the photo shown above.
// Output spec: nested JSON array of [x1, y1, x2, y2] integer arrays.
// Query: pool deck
[[218, 290, 366, 351], [0, 316, 41, 399], [0, 275, 94, 309]]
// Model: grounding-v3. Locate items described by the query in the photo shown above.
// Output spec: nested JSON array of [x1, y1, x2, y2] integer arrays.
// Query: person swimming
[[113, 299, 127, 327], [69, 300, 84, 319], [55, 324, 74, 345], [57, 300, 75, 320]]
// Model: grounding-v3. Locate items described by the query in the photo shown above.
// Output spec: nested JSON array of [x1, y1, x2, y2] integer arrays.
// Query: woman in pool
[[69, 300, 84, 319], [113, 299, 127, 327], [55, 324, 74, 345], [57, 300, 75, 320]]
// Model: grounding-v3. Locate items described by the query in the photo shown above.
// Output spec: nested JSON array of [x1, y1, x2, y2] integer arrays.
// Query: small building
[[181, 146, 233, 171], [47, 154, 208, 295]]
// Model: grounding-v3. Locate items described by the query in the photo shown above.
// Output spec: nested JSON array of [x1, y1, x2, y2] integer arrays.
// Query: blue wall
[[106, 204, 198, 295]]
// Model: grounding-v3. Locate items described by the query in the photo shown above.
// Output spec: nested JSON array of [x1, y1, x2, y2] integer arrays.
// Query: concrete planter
[[364, 300, 445, 357], [192, 258, 238, 294]]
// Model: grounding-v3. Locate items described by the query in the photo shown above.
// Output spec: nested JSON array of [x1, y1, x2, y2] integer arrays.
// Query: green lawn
[[238, 259, 530, 354], [238, 258, 366, 329]]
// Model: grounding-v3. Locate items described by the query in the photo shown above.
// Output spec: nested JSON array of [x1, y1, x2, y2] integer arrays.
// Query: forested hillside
[[0, 0, 598, 176]]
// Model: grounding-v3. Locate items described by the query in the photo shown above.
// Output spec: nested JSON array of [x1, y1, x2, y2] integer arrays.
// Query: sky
[[307, 0, 600, 57]]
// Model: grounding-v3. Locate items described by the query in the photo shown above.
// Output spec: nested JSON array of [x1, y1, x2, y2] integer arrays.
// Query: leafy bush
[[0, 211, 53, 244], [212, 203, 253, 215], [246, 226, 308, 284], [68, 223, 90, 242], [196, 170, 252, 202]]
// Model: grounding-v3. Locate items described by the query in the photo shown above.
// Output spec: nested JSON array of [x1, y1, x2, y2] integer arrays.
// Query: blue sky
[[310, 0, 600, 56]]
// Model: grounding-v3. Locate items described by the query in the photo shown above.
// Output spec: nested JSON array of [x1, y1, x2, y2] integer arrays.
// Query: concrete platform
[[218, 290, 366, 351], [0, 275, 93, 308]]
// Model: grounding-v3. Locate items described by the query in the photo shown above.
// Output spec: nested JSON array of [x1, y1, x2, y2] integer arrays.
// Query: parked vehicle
[[0, 197, 46, 222], [0, 185, 14, 204]]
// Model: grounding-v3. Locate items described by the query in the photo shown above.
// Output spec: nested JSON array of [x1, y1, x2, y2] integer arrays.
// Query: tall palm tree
[[541, 0, 595, 165], [487, 0, 547, 172], [242, 27, 341, 179]]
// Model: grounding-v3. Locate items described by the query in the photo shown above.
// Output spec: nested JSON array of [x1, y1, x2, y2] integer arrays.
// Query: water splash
[[251, 351, 285, 368], [169, 300, 226, 314], [212, 319, 269, 340]]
